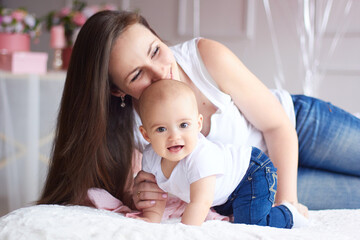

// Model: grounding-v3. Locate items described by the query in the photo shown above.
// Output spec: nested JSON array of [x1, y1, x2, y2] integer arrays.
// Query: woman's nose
[[150, 64, 167, 82]]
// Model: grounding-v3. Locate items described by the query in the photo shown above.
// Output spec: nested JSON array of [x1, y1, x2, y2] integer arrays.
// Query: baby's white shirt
[[142, 134, 252, 206]]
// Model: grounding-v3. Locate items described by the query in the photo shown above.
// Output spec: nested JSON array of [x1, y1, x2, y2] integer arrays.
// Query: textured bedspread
[[0, 205, 359, 240]]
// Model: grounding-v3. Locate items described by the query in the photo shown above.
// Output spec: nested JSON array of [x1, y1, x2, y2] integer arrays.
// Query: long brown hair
[[38, 11, 158, 207]]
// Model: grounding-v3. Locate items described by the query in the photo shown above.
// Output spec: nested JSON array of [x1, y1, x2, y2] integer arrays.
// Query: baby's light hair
[[138, 79, 198, 123]]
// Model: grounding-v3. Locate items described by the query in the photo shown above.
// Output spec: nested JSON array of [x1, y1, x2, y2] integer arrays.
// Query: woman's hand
[[132, 170, 168, 210]]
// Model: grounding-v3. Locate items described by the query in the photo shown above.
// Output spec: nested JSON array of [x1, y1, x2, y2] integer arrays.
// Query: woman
[[38, 10, 360, 212]]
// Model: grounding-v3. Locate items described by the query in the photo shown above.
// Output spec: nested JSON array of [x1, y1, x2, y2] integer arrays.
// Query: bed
[[1, 201, 359, 239]]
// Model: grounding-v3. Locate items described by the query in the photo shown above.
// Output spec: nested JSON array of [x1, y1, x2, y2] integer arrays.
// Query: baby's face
[[141, 95, 202, 162]]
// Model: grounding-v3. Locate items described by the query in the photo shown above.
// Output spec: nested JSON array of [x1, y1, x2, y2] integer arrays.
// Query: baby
[[138, 79, 308, 227]]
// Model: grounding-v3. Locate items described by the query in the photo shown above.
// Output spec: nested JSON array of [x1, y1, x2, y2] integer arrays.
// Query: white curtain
[[0, 72, 65, 216], [262, 0, 356, 97]]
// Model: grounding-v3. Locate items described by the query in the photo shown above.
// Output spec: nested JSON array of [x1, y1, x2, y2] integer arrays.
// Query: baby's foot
[[281, 202, 309, 228]]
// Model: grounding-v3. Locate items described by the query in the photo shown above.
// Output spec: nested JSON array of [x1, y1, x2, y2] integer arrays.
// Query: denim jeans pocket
[[265, 166, 278, 203]]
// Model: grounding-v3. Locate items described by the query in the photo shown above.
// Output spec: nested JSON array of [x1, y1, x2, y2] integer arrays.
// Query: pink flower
[[59, 7, 71, 17], [11, 10, 26, 21], [73, 12, 87, 26]]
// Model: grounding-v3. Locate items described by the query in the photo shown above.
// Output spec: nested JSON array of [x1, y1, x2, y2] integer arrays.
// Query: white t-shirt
[[142, 134, 252, 206], [134, 38, 295, 155]]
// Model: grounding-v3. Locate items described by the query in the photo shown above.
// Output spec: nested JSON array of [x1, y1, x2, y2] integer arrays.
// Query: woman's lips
[[167, 145, 184, 153], [167, 66, 172, 79]]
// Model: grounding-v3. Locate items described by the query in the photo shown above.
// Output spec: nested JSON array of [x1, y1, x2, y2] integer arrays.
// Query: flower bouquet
[[0, 7, 41, 39], [0, 8, 47, 73], [45, 0, 117, 47], [0, 7, 42, 52], [45, 0, 117, 69]]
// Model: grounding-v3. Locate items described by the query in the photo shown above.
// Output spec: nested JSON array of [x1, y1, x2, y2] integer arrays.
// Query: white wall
[[2, 0, 359, 113]]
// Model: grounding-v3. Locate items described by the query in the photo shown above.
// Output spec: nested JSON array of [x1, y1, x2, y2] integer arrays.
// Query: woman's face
[[109, 23, 180, 100]]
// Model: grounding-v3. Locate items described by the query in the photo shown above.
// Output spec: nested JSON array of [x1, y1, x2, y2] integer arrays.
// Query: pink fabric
[[163, 195, 230, 221], [87, 188, 133, 213], [87, 188, 229, 222]]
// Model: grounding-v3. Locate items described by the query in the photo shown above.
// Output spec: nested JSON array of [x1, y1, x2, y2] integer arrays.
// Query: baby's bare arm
[[181, 175, 216, 226]]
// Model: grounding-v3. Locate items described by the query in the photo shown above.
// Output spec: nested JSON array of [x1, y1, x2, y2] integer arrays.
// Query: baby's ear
[[139, 126, 151, 143], [198, 114, 203, 131]]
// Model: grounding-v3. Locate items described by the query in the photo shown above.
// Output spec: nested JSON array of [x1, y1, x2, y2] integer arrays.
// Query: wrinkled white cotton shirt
[[142, 134, 252, 206]]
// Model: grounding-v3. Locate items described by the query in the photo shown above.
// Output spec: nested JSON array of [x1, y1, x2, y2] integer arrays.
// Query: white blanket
[[0, 205, 359, 240]]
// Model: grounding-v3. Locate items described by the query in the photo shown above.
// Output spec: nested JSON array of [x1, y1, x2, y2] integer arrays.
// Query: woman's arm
[[197, 39, 299, 205]]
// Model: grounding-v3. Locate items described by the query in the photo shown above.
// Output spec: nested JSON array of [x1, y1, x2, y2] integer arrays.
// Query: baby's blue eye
[[180, 123, 189, 128], [156, 127, 166, 132]]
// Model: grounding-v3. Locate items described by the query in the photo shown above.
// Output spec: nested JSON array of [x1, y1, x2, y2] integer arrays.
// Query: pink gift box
[[0, 51, 48, 74]]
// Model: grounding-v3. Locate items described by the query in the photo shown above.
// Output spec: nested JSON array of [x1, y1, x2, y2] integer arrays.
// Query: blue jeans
[[214, 147, 293, 228], [292, 95, 360, 209]]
